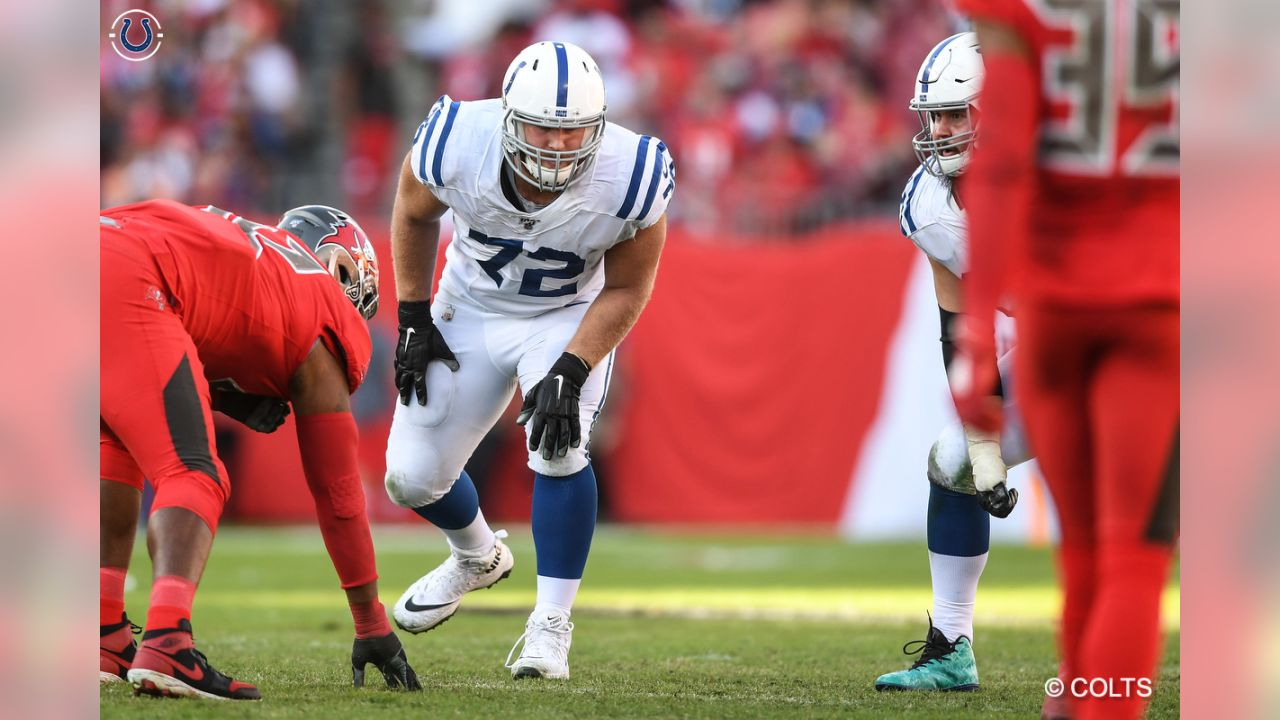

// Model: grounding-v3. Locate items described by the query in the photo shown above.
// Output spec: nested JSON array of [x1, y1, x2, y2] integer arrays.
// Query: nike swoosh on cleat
[[403, 598, 455, 612], [486, 549, 503, 572], [102, 648, 132, 664], [145, 649, 205, 682]]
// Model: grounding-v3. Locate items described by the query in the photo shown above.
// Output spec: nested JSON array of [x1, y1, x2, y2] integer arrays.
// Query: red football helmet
[[278, 205, 380, 320]]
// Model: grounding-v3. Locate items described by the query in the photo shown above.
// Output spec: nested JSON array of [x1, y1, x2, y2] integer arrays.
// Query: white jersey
[[409, 95, 675, 318], [898, 165, 967, 277]]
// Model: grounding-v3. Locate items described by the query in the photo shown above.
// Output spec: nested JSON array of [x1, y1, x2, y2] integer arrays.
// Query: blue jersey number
[[469, 229, 585, 298], [472, 233, 523, 287], [520, 247, 585, 297]]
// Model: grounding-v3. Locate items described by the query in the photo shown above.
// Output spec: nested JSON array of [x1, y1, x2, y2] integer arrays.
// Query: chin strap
[[522, 155, 574, 191]]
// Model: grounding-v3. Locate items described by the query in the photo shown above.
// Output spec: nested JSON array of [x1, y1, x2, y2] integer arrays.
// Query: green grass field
[[101, 526, 1179, 718]]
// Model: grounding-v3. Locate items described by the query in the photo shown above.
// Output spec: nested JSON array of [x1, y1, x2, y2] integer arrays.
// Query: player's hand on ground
[[395, 300, 459, 406], [977, 482, 1019, 518], [517, 352, 590, 461], [210, 386, 291, 433], [948, 316, 1003, 432], [351, 632, 421, 691]]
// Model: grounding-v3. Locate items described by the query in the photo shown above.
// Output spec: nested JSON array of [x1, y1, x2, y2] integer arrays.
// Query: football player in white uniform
[[874, 32, 1034, 692], [383, 41, 674, 680]]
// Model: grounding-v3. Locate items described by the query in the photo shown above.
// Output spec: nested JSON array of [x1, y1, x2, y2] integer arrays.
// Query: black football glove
[[209, 385, 290, 433], [351, 632, 421, 691], [516, 352, 591, 461], [977, 482, 1019, 519], [394, 300, 459, 406]]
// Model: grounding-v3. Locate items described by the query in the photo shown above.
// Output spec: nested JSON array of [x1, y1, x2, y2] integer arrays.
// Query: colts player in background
[[100, 202, 420, 699], [951, 1, 1179, 718], [383, 40, 673, 680], [875, 32, 1034, 694]]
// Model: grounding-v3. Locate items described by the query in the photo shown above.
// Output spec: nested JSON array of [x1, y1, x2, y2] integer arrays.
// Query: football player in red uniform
[[950, 1, 1179, 718], [99, 201, 420, 699]]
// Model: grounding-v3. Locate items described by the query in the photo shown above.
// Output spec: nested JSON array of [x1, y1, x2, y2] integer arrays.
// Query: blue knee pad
[[927, 484, 990, 557], [532, 465, 597, 580], [412, 471, 480, 530]]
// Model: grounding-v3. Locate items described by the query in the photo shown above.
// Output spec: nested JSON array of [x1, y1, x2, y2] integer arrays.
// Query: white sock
[[440, 510, 495, 556], [928, 550, 988, 643], [534, 575, 580, 616]]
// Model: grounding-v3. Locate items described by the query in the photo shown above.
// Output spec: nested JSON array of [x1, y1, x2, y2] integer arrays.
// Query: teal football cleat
[[875, 614, 980, 692]]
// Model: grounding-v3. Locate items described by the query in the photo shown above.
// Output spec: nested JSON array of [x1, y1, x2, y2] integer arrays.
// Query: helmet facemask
[[315, 242, 379, 320], [911, 103, 979, 177], [502, 108, 605, 193]]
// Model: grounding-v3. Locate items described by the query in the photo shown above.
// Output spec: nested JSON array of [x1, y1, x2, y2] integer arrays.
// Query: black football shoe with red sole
[[100, 614, 140, 684], [127, 619, 261, 700]]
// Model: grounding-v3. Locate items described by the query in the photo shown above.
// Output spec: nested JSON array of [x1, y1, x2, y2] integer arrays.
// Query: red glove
[[948, 316, 1004, 433]]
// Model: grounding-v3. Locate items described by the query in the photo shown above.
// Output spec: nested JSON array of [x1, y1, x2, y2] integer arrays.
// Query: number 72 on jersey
[[468, 228, 587, 298]]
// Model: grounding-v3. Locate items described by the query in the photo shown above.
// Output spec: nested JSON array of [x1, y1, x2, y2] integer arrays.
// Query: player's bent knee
[[384, 469, 450, 508], [149, 468, 227, 534], [527, 448, 590, 478], [383, 451, 458, 509], [927, 425, 976, 494]]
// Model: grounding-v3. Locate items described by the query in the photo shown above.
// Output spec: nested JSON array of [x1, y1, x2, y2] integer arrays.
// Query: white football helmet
[[501, 41, 607, 193], [910, 32, 984, 177]]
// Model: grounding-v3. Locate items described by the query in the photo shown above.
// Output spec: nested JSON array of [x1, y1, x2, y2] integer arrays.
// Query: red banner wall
[[222, 222, 915, 525], [608, 223, 915, 523]]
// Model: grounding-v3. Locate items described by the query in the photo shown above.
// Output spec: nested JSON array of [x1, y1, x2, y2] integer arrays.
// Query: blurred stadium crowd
[[101, 0, 957, 237]]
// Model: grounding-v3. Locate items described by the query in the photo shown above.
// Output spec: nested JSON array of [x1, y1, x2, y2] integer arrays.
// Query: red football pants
[[1016, 301, 1178, 720], [100, 227, 229, 533]]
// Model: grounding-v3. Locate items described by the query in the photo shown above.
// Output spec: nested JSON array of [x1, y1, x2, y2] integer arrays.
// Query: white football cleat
[[393, 530, 514, 634], [505, 608, 574, 679]]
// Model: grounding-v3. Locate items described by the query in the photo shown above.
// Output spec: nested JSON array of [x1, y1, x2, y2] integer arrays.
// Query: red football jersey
[[101, 199, 372, 397], [959, 0, 1179, 305]]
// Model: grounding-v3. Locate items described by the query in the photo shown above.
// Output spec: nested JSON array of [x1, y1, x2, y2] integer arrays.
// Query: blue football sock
[[412, 471, 480, 530], [926, 484, 990, 557], [532, 465, 598, 579]]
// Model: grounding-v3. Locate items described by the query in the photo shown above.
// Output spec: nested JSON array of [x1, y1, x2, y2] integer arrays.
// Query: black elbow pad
[[938, 305, 1004, 398], [939, 306, 958, 372]]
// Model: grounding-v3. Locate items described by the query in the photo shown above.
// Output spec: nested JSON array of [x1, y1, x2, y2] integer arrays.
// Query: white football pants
[[384, 291, 614, 509]]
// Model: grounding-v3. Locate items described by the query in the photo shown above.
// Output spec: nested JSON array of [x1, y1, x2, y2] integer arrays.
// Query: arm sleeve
[[296, 412, 378, 589]]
